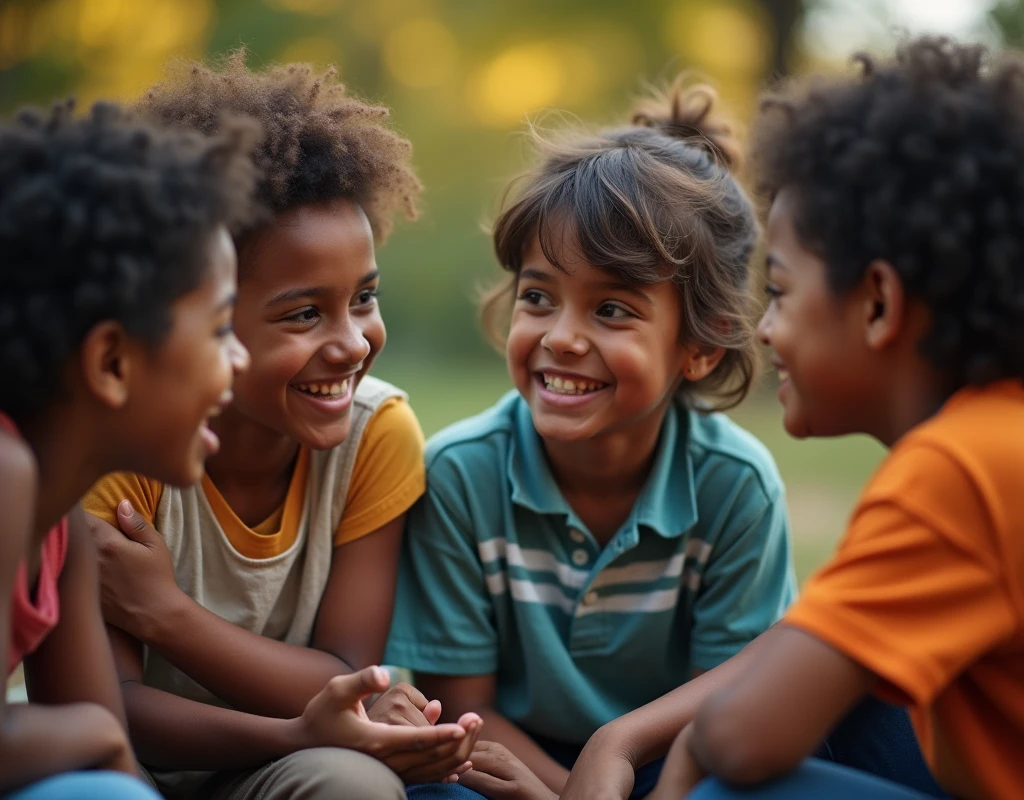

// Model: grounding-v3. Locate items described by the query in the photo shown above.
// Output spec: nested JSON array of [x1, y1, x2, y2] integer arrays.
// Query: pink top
[[2, 412, 68, 677]]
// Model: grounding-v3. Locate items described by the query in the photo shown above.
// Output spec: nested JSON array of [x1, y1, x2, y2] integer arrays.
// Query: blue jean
[[407, 696, 946, 800], [4, 771, 162, 800], [690, 758, 935, 800]]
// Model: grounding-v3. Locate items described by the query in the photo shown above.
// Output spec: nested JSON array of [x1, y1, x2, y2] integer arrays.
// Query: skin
[[419, 231, 723, 795], [0, 226, 247, 792], [646, 188, 949, 799], [91, 199, 478, 783]]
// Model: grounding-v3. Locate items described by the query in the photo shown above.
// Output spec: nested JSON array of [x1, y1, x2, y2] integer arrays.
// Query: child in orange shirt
[[646, 36, 1024, 800]]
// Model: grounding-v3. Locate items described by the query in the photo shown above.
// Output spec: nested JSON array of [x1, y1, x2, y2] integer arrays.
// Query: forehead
[[241, 199, 375, 286]]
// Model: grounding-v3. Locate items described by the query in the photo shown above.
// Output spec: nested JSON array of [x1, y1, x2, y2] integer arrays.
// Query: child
[[384, 80, 797, 800], [650, 37, 1024, 800], [81, 52, 481, 800], [0, 100, 255, 798]]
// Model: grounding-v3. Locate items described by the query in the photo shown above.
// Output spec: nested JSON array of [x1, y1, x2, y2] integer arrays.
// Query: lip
[[289, 374, 357, 415], [532, 372, 609, 408]]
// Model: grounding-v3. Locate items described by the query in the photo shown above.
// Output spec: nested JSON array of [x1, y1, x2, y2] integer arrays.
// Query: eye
[[596, 302, 633, 319], [215, 322, 234, 338], [354, 288, 381, 307], [764, 284, 783, 300], [516, 289, 553, 307], [284, 306, 321, 324]]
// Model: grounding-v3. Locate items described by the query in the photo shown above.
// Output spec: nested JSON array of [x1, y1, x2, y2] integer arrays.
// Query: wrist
[[142, 587, 192, 645], [586, 720, 636, 767]]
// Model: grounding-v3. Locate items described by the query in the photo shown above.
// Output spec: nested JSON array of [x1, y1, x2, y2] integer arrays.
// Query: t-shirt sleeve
[[384, 452, 498, 676], [785, 443, 1016, 707], [689, 477, 797, 671], [335, 397, 426, 546], [81, 472, 163, 526]]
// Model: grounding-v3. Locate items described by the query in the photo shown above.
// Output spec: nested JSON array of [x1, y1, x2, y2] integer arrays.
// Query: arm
[[417, 673, 572, 794], [108, 627, 478, 775], [97, 507, 405, 719], [0, 443, 130, 792]]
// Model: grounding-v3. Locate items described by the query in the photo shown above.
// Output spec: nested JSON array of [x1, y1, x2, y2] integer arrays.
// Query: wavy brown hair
[[481, 77, 761, 410]]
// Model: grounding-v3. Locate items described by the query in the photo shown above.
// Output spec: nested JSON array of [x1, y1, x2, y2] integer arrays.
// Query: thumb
[[326, 666, 391, 706], [116, 500, 156, 544], [423, 699, 442, 725]]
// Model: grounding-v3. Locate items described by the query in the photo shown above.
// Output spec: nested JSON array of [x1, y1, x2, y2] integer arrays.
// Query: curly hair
[[0, 100, 257, 424], [135, 49, 422, 255], [753, 36, 1024, 388], [481, 77, 761, 410]]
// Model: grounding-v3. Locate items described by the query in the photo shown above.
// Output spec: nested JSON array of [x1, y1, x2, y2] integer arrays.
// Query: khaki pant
[[144, 749, 406, 800]]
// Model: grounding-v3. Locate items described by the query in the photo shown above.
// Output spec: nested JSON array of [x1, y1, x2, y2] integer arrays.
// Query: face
[[125, 226, 249, 485], [228, 199, 385, 450], [506, 234, 690, 443], [757, 188, 877, 438]]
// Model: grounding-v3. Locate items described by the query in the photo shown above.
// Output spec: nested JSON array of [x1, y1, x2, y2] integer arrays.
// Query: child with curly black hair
[[0, 100, 255, 799], [650, 36, 1024, 800], [80, 52, 480, 800]]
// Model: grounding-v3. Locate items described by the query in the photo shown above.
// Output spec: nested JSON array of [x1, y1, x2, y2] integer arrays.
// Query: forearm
[[144, 595, 351, 718], [0, 703, 128, 793], [122, 681, 302, 770], [478, 709, 570, 794], [590, 627, 783, 769]]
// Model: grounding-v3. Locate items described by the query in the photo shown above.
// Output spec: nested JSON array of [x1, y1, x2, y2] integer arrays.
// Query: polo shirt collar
[[507, 395, 698, 539]]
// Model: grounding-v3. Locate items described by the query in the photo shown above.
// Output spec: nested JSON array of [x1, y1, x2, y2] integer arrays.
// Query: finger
[[116, 500, 158, 544], [369, 720, 466, 757], [423, 698, 442, 725], [85, 512, 125, 550], [457, 711, 483, 730], [385, 737, 463, 774], [326, 667, 391, 707], [394, 682, 430, 711], [457, 769, 509, 797]]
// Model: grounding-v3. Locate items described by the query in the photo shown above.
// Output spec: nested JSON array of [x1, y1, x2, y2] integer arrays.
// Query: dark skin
[[89, 201, 479, 783], [647, 190, 949, 799]]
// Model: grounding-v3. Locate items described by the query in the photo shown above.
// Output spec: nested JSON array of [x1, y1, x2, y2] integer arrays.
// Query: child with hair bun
[[386, 79, 797, 800]]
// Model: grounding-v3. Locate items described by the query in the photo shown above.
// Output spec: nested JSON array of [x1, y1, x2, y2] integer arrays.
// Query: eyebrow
[[765, 253, 787, 271], [216, 293, 237, 312], [265, 269, 380, 307], [593, 280, 654, 304], [519, 267, 554, 283]]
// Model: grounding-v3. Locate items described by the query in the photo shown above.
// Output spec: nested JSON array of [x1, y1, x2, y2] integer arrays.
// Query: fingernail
[[119, 499, 133, 517]]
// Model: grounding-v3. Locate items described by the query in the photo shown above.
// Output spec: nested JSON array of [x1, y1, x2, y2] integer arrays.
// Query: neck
[[20, 409, 106, 541], [204, 405, 300, 495], [872, 363, 950, 448], [543, 403, 669, 500]]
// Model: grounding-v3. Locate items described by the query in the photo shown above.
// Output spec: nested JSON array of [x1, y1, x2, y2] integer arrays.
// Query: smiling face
[[228, 199, 385, 450], [757, 189, 879, 439], [125, 226, 249, 485], [506, 233, 692, 443]]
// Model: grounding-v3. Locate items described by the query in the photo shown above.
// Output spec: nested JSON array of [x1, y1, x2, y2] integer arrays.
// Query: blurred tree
[[761, 0, 804, 75], [990, 0, 1024, 46]]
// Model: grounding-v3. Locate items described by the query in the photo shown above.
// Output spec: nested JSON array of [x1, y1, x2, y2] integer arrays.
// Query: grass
[[374, 355, 885, 584]]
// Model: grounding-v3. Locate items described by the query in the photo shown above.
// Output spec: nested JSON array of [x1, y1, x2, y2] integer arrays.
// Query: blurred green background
[[2, 0, 1021, 582]]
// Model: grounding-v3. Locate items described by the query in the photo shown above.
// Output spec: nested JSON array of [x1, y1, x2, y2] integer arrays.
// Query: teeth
[[542, 373, 603, 395], [778, 369, 789, 383], [296, 379, 350, 397]]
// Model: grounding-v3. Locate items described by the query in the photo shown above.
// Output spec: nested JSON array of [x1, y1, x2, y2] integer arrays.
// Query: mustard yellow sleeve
[[82, 472, 163, 526], [335, 397, 426, 546]]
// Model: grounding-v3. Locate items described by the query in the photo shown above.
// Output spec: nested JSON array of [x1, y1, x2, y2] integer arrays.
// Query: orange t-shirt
[[786, 380, 1024, 800]]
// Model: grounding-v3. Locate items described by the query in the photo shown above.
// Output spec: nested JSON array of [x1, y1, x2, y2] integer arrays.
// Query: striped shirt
[[386, 391, 796, 744]]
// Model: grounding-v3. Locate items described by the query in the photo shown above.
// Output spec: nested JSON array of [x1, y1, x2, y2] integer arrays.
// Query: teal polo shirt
[[385, 391, 796, 744]]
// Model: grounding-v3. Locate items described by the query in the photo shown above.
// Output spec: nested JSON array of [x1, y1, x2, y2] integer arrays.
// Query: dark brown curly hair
[[135, 49, 422, 255], [753, 36, 1024, 389], [481, 77, 761, 410]]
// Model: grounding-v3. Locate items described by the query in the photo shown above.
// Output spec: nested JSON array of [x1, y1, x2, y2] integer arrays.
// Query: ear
[[681, 343, 726, 382], [860, 259, 905, 351], [79, 321, 133, 410]]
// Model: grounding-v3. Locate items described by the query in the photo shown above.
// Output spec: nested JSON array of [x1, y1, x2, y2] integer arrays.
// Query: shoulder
[[686, 408, 784, 505], [0, 430, 36, 562], [424, 390, 520, 484], [0, 428, 36, 494]]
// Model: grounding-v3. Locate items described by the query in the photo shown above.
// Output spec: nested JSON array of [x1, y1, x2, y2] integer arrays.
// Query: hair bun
[[632, 77, 742, 170]]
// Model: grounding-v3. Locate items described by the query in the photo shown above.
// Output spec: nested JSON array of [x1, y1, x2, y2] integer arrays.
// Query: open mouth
[[294, 378, 351, 398], [540, 372, 608, 396]]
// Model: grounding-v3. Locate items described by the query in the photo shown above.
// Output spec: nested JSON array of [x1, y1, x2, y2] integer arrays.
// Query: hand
[[367, 682, 442, 727], [458, 741, 558, 800], [86, 502, 183, 640], [560, 728, 635, 800], [297, 667, 483, 785], [74, 702, 137, 777], [647, 724, 705, 800]]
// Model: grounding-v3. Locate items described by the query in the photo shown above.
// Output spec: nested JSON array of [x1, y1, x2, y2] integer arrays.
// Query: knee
[[288, 748, 406, 800]]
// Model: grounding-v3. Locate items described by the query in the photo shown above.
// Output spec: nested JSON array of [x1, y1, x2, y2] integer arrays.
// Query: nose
[[229, 332, 250, 375], [322, 315, 372, 366], [541, 310, 588, 356], [756, 308, 772, 347]]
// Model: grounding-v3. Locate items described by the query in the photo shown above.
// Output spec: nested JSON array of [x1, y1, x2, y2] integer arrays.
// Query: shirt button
[[583, 591, 599, 606], [569, 528, 586, 544], [571, 549, 589, 566]]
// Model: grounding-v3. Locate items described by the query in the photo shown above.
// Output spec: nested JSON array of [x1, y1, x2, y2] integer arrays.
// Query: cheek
[[505, 318, 539, 373], [361, 313, 387, 356]]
